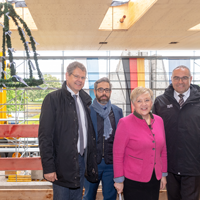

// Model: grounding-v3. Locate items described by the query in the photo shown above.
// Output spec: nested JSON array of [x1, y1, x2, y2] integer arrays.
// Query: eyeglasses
[[96, 88, 111, 93], [173, 76, 190, 81], [71, 73, 86, 80]]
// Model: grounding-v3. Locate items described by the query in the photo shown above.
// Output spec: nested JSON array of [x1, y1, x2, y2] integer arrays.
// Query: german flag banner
[[121, 58, 145, 114]]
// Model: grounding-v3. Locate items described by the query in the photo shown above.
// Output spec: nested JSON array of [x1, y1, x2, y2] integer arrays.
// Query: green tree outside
[[28, 74, 61, 102], [6, 68, 27, 113], [6, 69, 61, 113]]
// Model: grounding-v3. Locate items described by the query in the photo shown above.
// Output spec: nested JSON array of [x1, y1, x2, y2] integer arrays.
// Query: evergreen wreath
[[0, 2, 43, 88]]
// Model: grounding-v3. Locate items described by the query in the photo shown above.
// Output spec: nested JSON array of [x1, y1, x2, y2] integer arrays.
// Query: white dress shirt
[[67, 86, 87, 152], [174, 88, 190, 103]]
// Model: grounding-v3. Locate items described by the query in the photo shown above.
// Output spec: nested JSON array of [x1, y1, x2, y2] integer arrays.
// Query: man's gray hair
[[94, 77, 112, 90], [172, 65, 191, 76], [66, 61, 87, 75]]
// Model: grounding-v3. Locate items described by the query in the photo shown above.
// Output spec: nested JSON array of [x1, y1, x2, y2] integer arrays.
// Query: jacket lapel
[[90, 106, 98, 140], [112, 105, 120, 129]]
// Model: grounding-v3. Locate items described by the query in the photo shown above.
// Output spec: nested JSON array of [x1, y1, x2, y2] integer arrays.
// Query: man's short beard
[[99, 100, 109, 104], [97, 95, 110, 105]]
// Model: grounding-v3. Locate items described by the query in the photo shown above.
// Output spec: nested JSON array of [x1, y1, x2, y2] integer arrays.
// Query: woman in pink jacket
[[113, 87, 167, 200]]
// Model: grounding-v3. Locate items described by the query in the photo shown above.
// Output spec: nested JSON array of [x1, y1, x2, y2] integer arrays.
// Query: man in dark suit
[[153, 65, 200, 200], [83, 77, 123, 200], [39, 61, 98, 200]]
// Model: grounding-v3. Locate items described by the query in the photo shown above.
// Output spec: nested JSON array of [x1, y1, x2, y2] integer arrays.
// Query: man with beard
[[83, 77, 123, 200]]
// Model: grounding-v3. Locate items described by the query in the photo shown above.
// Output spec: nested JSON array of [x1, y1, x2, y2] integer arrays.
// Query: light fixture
[[169, 42, 178, 44], [99, 42, 108, 44], [120, 15, 126, 23]]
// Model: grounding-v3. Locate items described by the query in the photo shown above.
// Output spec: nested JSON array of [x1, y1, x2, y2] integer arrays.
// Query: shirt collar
[[133, 110, 154, 120], [174, 87, 190, 99], [66, 85, 79, 97]]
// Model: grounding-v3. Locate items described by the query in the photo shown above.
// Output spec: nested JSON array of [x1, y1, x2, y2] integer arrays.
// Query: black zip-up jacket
[[96, 109, 116, 164], [39, 81, 98, 188], [153, 84, 200, 176]]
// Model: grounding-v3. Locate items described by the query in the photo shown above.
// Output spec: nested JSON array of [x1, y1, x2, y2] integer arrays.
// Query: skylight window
[[111, 0, 129, 7], [99, 0, 157, 31], [0, 1, 37, 30], [6, 0, 26, 7], [188, 24, 200, 31]]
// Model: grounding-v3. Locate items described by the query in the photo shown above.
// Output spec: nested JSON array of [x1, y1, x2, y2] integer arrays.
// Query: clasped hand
[[44, 172, 58, 182]]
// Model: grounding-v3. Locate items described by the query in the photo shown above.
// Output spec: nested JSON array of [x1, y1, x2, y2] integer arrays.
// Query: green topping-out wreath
[[0, 2, 43, 87]]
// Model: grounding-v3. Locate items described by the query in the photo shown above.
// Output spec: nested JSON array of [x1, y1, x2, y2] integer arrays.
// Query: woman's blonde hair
[[130, 87, 153, 103]]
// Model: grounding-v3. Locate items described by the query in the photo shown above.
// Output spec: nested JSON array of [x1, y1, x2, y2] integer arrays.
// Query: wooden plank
[[0, 189, 167, 200], [0, 189, 53, 200], [96, 189, 167, 200], [159, 190, 168, 200], [0, 125, 39, 137], [0, 157, 42, 170]]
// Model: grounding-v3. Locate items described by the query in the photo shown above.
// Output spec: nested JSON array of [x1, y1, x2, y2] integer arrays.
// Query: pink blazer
[[113, 113, 167, 182]]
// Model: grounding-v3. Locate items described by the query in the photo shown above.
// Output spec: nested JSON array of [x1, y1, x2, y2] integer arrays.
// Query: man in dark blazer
[[83, 77, 123, 200], [39, 61, 98, 200]]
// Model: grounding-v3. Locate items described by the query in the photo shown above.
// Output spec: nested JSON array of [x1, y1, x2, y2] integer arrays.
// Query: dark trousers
[[167, 172, 200, 200], [53, 154, 85, 200], [123, 171, 160, 200], [83, 159, 117, 200]]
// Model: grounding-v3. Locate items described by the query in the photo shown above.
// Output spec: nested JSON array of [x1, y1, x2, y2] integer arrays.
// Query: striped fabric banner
[[129, 58, 138, 89], [137, 58, 145, 87], [122, 58, 145, 114], [86, 58, 99, 100]]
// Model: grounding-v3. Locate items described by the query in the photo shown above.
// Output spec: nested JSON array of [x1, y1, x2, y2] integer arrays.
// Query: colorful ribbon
[[12, 75, 29, 87], [5, 30, 12, 37], [28, 59, 35, 70], [37, 86, 48, 90], [10, 61, 16, 68], [21, 27, 26, 38], [5, 12, 11, 20], [8, 48, 15, 53], [24, 41, 30, 52], [29, 36, 39, 46]]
